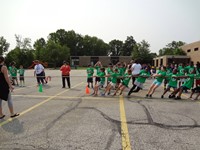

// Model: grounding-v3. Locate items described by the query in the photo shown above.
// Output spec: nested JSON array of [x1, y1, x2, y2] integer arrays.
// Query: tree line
[[0, 29, 186, 68]]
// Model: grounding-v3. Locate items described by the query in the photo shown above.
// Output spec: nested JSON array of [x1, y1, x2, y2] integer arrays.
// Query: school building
[[70, 56, 132, 67], [153, 40, 200, 67]]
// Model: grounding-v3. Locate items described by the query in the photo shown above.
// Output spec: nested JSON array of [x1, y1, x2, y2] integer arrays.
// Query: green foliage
[[108, 39, 123, 56], [132, 40, 155, 64], [159, 41, 186, 56], [0, 36, 10, 56]]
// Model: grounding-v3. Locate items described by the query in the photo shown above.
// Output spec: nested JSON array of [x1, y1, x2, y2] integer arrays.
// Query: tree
[[159, 41, 186, 56], [132, 40, 154, 64], [108, 40, 123, 56], [122, 36, 136, 56], [0, 36, 10, 56], [33, 38, 46, 60]]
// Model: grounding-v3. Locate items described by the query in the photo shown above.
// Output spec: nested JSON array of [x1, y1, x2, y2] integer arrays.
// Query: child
[[10, 63, 19, 86], [113, 69, 132, 96], [106, 63, 114, 86], [169, 69, 196, 100], [102, 68, 119, 96], [146, 66, 167, 98], [86, 64, 94, 88], [161, 69, 178, 98], [18, 65, 25, 87], [92, 68, 106, 96], [128, 66, 150, 96], [94, 61, 102, 86]]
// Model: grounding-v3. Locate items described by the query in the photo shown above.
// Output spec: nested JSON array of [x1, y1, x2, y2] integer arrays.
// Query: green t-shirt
[[10, 67, 18, 77], [122, 73, 132, 86], [18, 68, 25, 76], [156, 70, 166, 83], [178, 66, 185, 76], [86, 67, 94, 78], [110, 72, 119, 84], [95, 66, 101, 76], [168, 73, 178, 88], [8, 66, 12, 75], [183, 74, 194, 89], [107, 67, 113, 81], [118, 67, 124, 76], [185, 66, 195, 74], [136, 70, 150, 83], [98, 72, 106, 84]]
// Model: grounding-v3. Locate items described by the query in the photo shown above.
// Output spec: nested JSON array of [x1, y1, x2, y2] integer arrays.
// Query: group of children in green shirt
[[87, 61, 200, 101], [8, 62, 25, 87]]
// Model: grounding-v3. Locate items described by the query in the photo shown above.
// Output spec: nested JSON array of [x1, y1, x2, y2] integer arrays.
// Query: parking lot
[[0, 69, 200, 150]]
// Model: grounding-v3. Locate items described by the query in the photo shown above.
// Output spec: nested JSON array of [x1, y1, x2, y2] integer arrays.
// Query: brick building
[[70, 56, 132, 67], [153, 40, 200, 67]]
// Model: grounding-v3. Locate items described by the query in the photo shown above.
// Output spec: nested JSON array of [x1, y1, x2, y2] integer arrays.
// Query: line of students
[[86, 61, 200, 101]]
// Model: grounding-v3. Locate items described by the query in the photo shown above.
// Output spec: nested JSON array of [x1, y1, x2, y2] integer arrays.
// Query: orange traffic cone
[[85, 86, 90, 94]]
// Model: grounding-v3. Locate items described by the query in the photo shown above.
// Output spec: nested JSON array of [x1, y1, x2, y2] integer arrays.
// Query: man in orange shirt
[[60, 61, 71, 88]]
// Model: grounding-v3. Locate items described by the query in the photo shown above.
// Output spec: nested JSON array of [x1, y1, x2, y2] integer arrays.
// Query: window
[[194, 47, 199, 51], [187, 49, 191, 52]]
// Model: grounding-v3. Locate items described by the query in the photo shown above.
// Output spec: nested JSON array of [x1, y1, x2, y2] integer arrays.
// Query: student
[[106, 63, 114, 86], [128, 66, 150, 96], [113, 69, 132, 96], [60, 61, 71, 88], [169, 69, 196, 100], [161, 69, 178, 98], [0, 56, 19, 119], [34, 60, 45, 85], [86, 64, 94, 88], [18, 65, 25, 87], [178, 63, 186, 87], [94, 61, 103, 86], [164, 64, 172, 90], [92, 68, 106, 96], [130, 59, 142, 85], [102, 68, 119, 96], [146, 66, 167, 98], [10, 63, 19, 86]]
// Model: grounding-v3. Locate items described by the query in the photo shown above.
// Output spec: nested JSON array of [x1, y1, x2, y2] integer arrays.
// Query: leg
[[128, 84, 137, 95], [0, 99, 4, 117], [132, 87, 141, 92], [149, 84, 160, 96], [62, 76, 66, 88], [66, 76, 71, 88]]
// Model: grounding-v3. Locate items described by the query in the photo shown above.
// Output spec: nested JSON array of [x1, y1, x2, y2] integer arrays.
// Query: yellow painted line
[[0, 82, 84, 127], [119, 95, 131, 150]]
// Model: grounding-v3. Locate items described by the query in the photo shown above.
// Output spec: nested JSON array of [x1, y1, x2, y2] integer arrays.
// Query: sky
[[0, 0, 200, 54]]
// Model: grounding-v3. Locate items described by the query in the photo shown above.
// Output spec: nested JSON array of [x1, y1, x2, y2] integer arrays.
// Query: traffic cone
[[85, 86, 90, 94], [39, 84, 43, 92]]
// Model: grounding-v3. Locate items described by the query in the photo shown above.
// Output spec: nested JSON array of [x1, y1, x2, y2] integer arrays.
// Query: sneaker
[[161, 95, 164, 98], [169, 94, 175, 98], [149, 94, 152, 98], [101, 93, 105, 96], [145, 94, 149, 98], [107, 92, 110, 95], [175, 96, 181, 100]]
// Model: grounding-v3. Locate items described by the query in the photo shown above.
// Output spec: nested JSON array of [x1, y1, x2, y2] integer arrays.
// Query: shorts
[[134, 81, 144, 89], [12, 76, 17, 80], [180, 86, 189, 91], [95, 77, 100, 82], [196, 79, 200, 86], [167, 85, 177, 90], [19, 75, 24, 81], [87, 77, 93, 83], [152, 79, 162, 86], [192, 86, 200, 93], [97, 82, 105, 87]]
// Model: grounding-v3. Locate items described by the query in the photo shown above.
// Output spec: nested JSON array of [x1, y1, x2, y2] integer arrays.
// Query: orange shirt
[[60, 65, 71, 75]]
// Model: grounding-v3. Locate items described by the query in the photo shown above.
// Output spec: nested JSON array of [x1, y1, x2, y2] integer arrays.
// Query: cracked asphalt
[[0, 69, 200, 150]]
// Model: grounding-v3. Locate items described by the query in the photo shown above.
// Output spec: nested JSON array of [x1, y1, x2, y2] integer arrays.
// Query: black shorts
[[181, 86, 189, 91], [87, 77, 93, 83], [19, 75, 24, 81], [192, 87, 200, 93], [95, 77, 100, 82]]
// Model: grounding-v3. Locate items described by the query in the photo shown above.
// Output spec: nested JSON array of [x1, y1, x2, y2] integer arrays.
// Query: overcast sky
[[1, 0, 200, 53]]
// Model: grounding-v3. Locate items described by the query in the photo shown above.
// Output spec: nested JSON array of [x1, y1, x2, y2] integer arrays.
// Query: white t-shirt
[[34, 64, 44, 74], [131, 63, 142, 75]]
